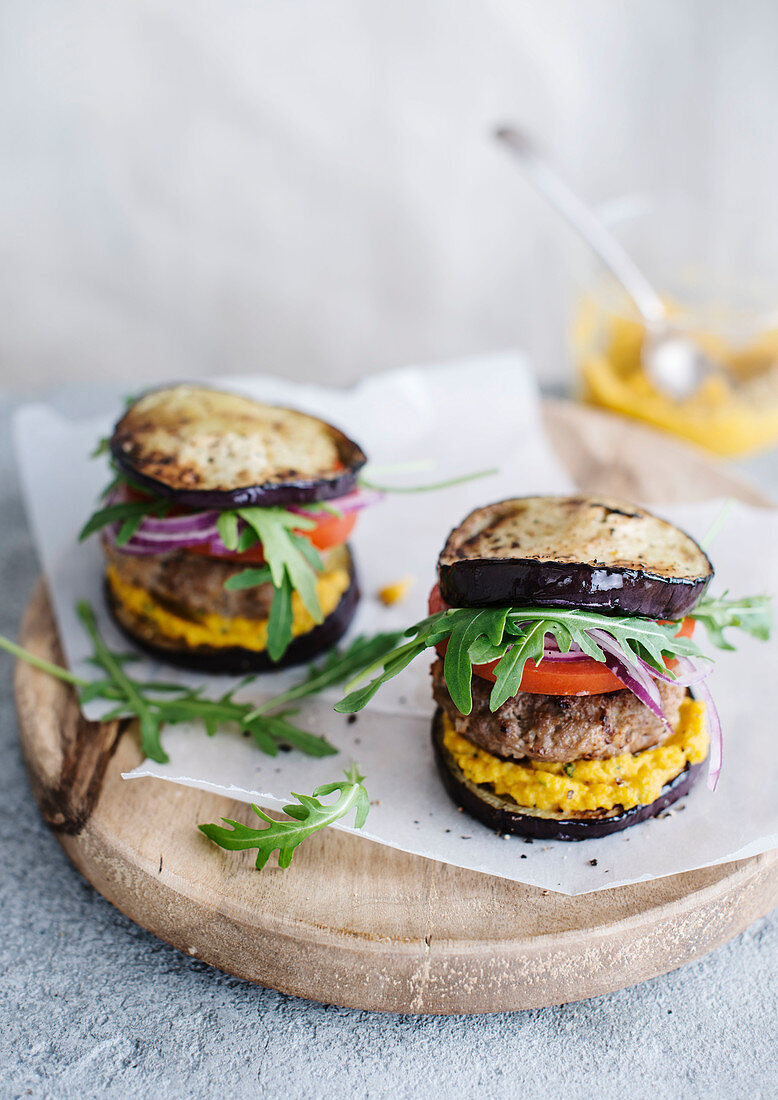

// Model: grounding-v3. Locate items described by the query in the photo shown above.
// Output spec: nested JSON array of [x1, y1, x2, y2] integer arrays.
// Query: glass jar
[[571, 194, 778, 457]]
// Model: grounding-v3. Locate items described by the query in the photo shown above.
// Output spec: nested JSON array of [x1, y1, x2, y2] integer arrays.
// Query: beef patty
[[430, 658, 686, 762], [103, 539, 350, 621]]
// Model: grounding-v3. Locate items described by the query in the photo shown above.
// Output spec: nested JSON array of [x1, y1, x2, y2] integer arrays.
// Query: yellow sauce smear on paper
[[106, 564, 351, 651], [443, 698, 708, 814]]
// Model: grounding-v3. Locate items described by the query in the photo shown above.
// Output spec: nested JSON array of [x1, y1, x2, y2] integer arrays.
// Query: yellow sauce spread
[[443, 698, 708, 814], [378, 576, 414, 606], [576, 307, 778, 457], [105, 563, 351, 651]]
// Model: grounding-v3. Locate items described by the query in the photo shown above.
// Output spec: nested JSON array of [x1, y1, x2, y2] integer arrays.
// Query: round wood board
[[15, 400, 778, 1015]]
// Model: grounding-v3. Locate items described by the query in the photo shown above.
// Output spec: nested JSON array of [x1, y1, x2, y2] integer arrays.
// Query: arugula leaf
[[0, 635, 89, 688], [90, 437, 110, 459], [444, 609, 505, 713], [335, 638, 430, 713], [236, 507, 323, 625], [294, 532, 325, 573], [78, 496, 168, 542], [489, 620, 547, 710], [217, 511, 240, 551], [267, 573, 294, 662], [688, 593, 773, 651], [252, 713, 337, 757], [233, 525, 256, 553], [115, 511, 147, 547], [335, 597, 771, 716], [77, 600, 166, 761], [79, 460, 177, 542], [198, 764, 369, 869], [297, 500, 344, 518], [245, 630, 404, 720], [223, 567, 273, 590]]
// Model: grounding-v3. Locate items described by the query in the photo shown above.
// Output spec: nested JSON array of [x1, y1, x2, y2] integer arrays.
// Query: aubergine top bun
[[437, 495, 713, 620], [110, 385, 367, 508]]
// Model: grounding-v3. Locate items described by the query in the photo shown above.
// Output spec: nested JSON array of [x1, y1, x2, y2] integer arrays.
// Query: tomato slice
[[306, 511, 357, 551], [428, 584, 694, 697]]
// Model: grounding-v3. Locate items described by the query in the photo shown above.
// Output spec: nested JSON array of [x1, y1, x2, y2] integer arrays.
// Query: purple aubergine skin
[[109, 438, 367, 510], [437, 558, 712, 620], [431, 708, 705, 841], [105, 565, 360, 674]]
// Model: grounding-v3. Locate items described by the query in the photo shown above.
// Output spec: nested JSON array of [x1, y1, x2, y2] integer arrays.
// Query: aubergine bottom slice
[[430, 707, 705, 841], [105, 558, 360, 675]]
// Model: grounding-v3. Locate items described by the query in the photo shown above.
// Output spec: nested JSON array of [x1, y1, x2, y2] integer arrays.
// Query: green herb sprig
[[335, 594, 772, 716], [687, 593, 772, 651], [198, 763, 369, 869], [2, 601, 402, 764], [357, 467, 498, 494], [78, 463, 176, 545], [78, 492, 170, 547], [4, 609, 383, 868]]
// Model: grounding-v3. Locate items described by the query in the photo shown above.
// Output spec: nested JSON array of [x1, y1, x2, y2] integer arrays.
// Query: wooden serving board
[[15, 401, 778, 1014]]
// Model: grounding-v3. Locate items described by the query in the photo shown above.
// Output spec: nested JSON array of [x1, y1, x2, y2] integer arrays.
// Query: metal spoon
[[495, 126, 718, 399]]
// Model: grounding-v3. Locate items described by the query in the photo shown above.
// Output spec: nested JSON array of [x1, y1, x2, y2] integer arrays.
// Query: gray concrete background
[[2, 389, 777, 1100]]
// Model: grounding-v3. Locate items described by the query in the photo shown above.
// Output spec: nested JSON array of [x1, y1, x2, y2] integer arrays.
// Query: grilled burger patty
[[103, 539, 350, 621], [430, 657, 687, 763]]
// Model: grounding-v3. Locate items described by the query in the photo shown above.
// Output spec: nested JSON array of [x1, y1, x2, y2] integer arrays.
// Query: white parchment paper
[[13, 356, 778, 894]]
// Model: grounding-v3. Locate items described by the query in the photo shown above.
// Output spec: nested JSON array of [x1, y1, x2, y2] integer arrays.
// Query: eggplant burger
[[338, 495, 771, 840], [80, 385, 379, 672]]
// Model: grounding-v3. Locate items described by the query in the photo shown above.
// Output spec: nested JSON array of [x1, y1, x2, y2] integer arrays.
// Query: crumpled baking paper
[[13, 355, 778, 894]]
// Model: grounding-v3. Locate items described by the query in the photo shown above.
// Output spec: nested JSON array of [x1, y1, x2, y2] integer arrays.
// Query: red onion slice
[[588, 628, 668, 728], [589, 636, 721, 789], [672, 658, 722, 791], [137, 511, 221, 535], [639, 655, 721, 789], [105, 528, 222, 555], [286, 487, 384, 517], [125, 525, 220, 545], [642, 656, 712, 689]]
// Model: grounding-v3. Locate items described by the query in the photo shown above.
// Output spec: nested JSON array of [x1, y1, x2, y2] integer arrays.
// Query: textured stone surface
[[2, 390, 777, 1099]]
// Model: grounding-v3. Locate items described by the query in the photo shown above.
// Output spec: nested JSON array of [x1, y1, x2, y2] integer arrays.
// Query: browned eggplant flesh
[[437, 495, 712, 618], [111, 385, 367, 508]]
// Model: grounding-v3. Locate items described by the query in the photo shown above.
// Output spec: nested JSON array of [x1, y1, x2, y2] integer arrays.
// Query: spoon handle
[[496, 127, 666, 325]]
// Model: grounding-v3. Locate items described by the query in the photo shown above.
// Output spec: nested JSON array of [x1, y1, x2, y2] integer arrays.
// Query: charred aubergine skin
[[431, 707, 703, 841], [111, 385, 367, 509], [438, 496, 712, 620]]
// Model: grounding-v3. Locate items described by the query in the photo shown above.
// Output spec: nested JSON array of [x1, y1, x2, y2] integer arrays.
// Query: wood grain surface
[[14, 400, 778, 1014]]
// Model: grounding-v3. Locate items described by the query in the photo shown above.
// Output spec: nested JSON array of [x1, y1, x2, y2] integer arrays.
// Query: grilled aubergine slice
[[431, 706, 703, 841], [111, 384, 367, 508], [437, 495, 712, 620]]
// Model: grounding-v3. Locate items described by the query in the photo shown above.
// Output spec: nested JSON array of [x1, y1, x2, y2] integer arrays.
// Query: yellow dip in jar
[[574, 295, 778, 457]]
